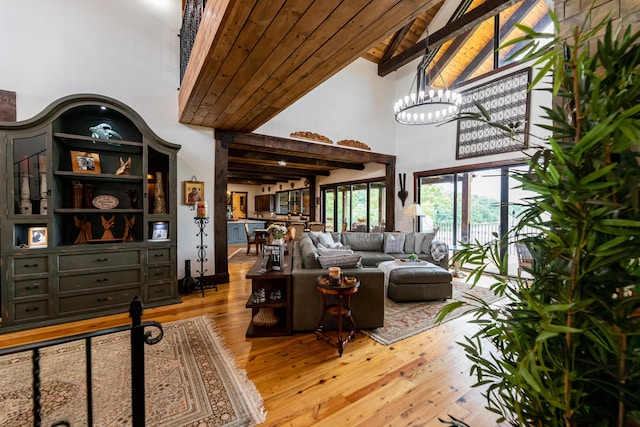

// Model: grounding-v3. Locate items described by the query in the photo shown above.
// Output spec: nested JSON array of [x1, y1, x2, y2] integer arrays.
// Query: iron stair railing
[[0, 296, 163, 427]]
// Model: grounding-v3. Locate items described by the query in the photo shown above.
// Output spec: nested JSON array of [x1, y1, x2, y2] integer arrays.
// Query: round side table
[[314, 274, 360, 357]]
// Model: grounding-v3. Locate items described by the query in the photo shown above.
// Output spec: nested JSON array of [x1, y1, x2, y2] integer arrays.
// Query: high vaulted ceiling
[[179, 0, 549, 133], [179, 0, 549, 185]]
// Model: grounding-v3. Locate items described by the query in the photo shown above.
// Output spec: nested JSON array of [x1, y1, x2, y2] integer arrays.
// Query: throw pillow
[[383, 233, 405, 254], [421, 232, 435, 254], [317, 245, 354, 257], [404, 232, 415, 254], [318, 232, 343, 248], [318, 253, 362, 269], [309, 231, 323, 246]]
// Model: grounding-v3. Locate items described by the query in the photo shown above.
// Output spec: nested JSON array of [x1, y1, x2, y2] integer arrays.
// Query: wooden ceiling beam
[[229, 163, 331, 177], [219, 131, 395, 165], [228, 150, 366, 170], [453, 0, 548, 85], [378, 0, 520, 76]]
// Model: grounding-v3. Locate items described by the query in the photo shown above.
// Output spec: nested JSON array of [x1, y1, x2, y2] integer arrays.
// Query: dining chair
[[244, 222, 267, 255]]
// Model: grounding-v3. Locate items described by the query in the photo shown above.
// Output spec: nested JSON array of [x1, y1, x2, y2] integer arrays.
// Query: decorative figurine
[[20, 175, 32, 214], [115, 156, 131, 175], [89, 123, 122, 140], [74, 215, 92, 244], [122, 215, 135, 242], [126, 189, 139, 208], [100, 215, 116, 240]]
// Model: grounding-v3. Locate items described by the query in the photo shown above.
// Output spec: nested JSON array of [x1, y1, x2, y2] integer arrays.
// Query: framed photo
[[70, 151, 101, 173], [184, 181, 204, 205], [151, 222, 169, 240], [28, 226, 47, 247]]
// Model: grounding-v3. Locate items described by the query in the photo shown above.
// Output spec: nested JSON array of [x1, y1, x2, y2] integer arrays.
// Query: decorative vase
[[271, 237, 284, 245], [153, 172, 166, 214], [39, 173, 47, 215], [20, 175, 32, 214]]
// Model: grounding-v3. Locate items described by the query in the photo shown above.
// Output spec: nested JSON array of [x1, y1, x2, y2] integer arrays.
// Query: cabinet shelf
[[245, 297, 288, 309], [54, 132, 143, 152], [54, 208, 144, 214], [54, 171, 144, 182]]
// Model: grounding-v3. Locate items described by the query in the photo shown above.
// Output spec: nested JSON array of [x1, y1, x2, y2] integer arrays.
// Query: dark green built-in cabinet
[[0, 94, 181, 333]]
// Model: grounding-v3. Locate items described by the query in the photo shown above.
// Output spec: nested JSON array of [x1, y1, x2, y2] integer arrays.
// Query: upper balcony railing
[[179, 0, 206, 84]]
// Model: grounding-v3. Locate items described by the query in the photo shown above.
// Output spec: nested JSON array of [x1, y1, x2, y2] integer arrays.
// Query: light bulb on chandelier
[[394, 31, 461, 125]]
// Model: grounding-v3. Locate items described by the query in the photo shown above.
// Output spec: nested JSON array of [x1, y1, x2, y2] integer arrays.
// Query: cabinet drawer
[[59, 268, 142, 292], [147, 283, 173, 301], [12, 256, 49, 276], [14, 300, 50, 321], [147, 265, 171, 281], [14, 278, 49, 297], [58, 288, 139, 315], [148, 248, 171, 264], [58, 250, 142, 271]]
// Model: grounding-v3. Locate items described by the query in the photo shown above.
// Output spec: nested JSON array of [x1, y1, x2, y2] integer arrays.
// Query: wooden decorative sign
[[0, 89, 16, 121], [456, 68, 531, 159]]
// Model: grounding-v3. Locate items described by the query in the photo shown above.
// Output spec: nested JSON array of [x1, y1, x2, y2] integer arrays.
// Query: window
[[321, 178, 386, 232]]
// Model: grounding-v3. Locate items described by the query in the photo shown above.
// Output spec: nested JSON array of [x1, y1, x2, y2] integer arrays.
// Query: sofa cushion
[[342, 232, 384, 251], [383, 233, 405, 254], [318, 253, 362, 269], [299, 235, 321, 269], [356, 251, 394, 267]]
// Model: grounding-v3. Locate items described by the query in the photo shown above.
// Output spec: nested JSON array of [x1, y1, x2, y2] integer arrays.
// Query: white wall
[[257, 58, 397, 156], [0, 0, 214, 278]]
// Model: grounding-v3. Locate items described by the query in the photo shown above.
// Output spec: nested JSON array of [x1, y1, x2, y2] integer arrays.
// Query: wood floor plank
[[0, 261, 503, 426]]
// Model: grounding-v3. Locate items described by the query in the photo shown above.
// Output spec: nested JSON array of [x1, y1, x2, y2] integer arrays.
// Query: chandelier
[[394, 33, 461, 125]]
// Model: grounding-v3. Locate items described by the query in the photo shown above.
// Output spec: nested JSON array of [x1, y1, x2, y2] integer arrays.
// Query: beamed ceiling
[[179, 0, 550, 185]]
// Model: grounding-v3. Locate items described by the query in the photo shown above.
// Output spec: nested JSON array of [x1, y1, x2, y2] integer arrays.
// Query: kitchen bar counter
[[228, 220, 266, 244]]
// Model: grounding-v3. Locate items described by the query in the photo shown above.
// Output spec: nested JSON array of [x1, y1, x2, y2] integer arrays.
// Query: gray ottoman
[[387, 265, 453, 302]]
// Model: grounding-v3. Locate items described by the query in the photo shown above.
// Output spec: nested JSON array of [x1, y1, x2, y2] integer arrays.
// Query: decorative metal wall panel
[[456, 68, 531, 159]]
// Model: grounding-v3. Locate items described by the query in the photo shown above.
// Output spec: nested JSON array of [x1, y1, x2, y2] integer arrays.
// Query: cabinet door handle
[[96, 258, 108, 262], [25, 307, 40, 313], [24, 263, 39, 268], [153, 271, 164, 276], [153, 253, 165, 258], [96, 278, 108, 283], [96, 297, 113, 302], [25, 284, 40, 290]]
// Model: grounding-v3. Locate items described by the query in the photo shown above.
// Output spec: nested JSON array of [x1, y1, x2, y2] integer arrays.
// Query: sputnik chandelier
[[394, 32, 461, 125]]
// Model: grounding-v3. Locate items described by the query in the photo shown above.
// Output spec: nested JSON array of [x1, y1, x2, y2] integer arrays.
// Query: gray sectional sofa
[[291, 231, 449, 332]]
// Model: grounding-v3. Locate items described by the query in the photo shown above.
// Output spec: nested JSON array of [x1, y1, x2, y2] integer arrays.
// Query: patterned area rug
[[228, 247, 262, 264], [0, 316, 266, 426], [362, 280, 502, 345]]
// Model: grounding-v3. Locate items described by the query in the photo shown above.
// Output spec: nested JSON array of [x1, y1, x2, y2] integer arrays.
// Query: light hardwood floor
[[0, 261, 502, 426]]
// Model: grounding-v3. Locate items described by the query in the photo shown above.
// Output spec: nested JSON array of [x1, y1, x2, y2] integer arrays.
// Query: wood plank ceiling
[[179, 0, 549, 184]]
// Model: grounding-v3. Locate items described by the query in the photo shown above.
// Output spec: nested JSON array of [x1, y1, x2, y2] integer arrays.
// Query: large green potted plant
[[437, 10, 640, 427]]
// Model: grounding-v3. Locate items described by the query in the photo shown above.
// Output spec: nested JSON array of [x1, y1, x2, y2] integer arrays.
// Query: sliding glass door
[[418, 163, 529, 276], [322, 178, 386, 232]]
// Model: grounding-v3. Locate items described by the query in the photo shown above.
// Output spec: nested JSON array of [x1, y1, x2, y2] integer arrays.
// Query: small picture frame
[[184, 181, 204, 205], [151, 222, 169, 240], [71, 151, 101, 174], [28, 226, 48, 247]]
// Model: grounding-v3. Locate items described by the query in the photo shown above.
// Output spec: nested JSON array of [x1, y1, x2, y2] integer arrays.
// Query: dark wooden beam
[[213, 138, 230, 285], [219, 131, 395, 165], [228, 149, 366, 170], [378, 0, 519, 76]]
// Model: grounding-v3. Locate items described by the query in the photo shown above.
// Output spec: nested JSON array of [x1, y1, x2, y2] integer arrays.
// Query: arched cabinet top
[[0, 93, 181, 152]]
